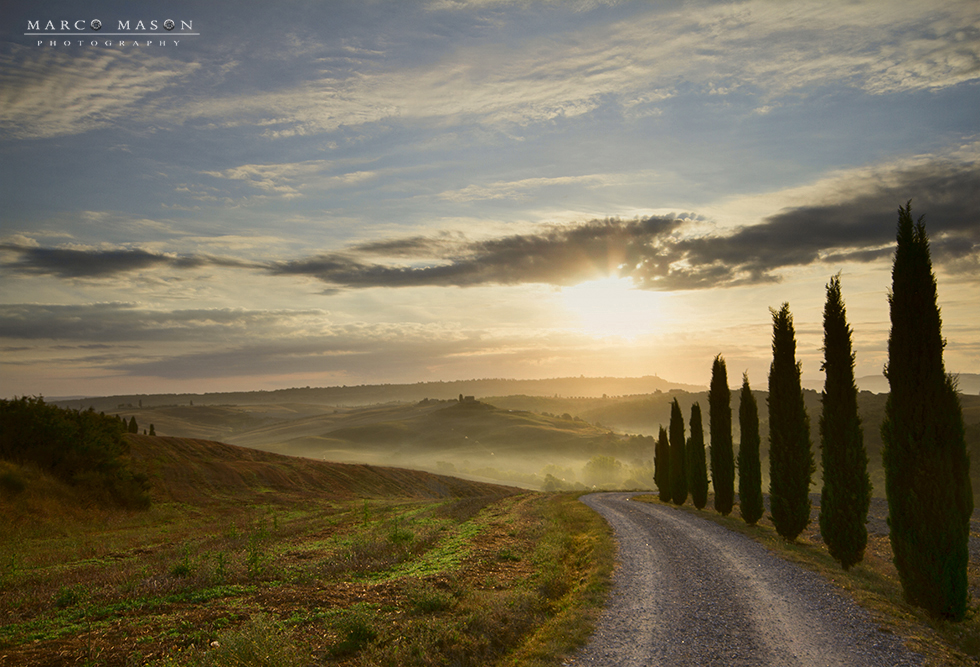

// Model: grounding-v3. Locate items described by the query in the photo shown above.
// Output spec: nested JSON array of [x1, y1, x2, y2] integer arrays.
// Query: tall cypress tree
[[738, 373, 764, 525], [687, 403, 709, 510], [709, 355, 735, 515], [820, 273, 871, 570], [669, 398, 687, 505], [768, 303, 815, 541], [655, 426, 671, 502], [882, 202, 972, 620]]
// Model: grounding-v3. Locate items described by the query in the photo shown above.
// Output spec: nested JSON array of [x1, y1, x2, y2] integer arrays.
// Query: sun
[[559, 277, 662, 339]]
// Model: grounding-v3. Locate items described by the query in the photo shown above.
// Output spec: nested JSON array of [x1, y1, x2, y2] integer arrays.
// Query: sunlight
[[560, 277, 662, 339]]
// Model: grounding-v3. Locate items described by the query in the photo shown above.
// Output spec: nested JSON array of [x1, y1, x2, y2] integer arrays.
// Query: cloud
[[272, 153, 980, 290], [0, 243, 258, 279], [201, 160, 332, 198], [5, 3, 976, 143], [151, 1, 980, 140], [4, 154, 976, 289], [272, 216, 686, 288], [437, 174, 612, 202], [0, 303, 318, 343], [0, 302, 533, 381], [698, 158, 980, 277], [0, 48, 199, 139]]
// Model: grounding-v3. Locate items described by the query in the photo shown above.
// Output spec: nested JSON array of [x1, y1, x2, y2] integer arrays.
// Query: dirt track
[[567, 493, 924, 667]]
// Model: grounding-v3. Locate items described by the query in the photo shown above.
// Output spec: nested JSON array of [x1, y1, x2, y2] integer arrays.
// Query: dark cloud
[[0, 244, 261, 279], [3, 159, 977, 290], [728, 160, 979, 271], [274, 216, 685, 287], [641, 159, 980, 288], [0, 246, 172, 278], [270, 161, 979, 289]]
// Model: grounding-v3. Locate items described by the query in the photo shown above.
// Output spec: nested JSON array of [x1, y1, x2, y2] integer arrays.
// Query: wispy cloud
[[5, 2, 976, 144], [0, 48, 199, 139], [0, 303, 318, 343], [437, 174, 612, 202], [140, 1, 980, 140]]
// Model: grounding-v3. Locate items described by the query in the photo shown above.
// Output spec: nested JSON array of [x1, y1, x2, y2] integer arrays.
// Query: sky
[[1, 0, 978, 399]]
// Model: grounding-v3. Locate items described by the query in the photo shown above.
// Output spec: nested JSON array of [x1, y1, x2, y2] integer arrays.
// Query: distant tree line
[[651, 202, 971, 621], [0, 396, 151, 508]]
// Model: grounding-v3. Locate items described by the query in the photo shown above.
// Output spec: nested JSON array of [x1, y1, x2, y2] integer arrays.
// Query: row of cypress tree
[[651, 202, 972, 620]]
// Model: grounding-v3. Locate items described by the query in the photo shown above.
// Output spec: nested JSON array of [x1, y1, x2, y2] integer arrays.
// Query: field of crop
[[0, 436, 614, 666]]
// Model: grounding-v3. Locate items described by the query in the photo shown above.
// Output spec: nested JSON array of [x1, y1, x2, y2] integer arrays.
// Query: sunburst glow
[[560, 277, 662, 339]]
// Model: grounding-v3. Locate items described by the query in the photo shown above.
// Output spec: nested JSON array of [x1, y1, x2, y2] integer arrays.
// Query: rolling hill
[[124, 433, 516, 506]]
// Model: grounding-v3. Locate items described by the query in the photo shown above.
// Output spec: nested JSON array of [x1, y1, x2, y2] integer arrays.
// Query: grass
[[0, 436, 614, 666], [633, 493, 980, 667]]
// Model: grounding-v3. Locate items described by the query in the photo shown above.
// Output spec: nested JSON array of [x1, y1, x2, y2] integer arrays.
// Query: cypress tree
[[819, 274, 871, 570], [669, 398, 687, 505], [655, 426, 671, 502], [709, 355, 735, 515], [768, 303, 815, 541], [128, 416, 138, 434], [687, 403, 709, 509], [882, 202, 972, 620], [738, 373, 764, 525]]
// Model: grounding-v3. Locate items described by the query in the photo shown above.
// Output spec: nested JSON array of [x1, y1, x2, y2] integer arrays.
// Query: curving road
[[567, 493, 923, 667]]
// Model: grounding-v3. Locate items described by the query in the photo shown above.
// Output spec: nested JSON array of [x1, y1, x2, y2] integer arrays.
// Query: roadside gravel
[[566, 492, 924, 667]]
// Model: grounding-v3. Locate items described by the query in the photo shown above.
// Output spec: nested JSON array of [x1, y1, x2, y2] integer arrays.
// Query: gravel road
[[566, 492, 924, 667]]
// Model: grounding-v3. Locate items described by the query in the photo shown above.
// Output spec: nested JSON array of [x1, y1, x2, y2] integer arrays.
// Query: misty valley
[[63, 377, 980, 505]]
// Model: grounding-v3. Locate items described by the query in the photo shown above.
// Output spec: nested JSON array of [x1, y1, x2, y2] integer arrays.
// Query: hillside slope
[[125, 434, 515, 505]]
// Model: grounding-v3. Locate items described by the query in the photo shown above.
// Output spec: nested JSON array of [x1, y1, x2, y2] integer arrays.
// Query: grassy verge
[[632, 493, 980, 667], [0, 492, 613, 666]]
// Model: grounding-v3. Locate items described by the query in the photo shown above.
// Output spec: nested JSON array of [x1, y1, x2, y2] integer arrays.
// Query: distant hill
[[51, 375, 705, 413], [226, 399, 651, 478], [852, 372, 980, 395]]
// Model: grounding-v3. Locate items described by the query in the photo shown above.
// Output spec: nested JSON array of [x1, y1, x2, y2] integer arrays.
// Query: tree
[[669, 398, 687, 505], [738, 373, 764, 525], [128, 416, 138, 434], [709, 355, 735, 515], [584, 455, 623, 487], [149, 424, 156, 436], [882, 202, 972, 620], [768, 303, 815, 541], [819, 273, 871, 570], [687, 403, 708, 509], [0, 397, 150, 508], [655, 426, 670, 502]]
